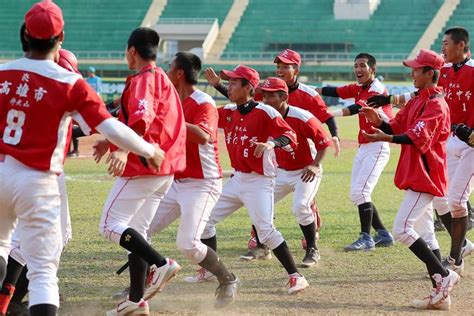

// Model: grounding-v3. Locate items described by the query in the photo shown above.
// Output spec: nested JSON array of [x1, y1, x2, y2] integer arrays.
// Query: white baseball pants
[[0, 155, 62, 307], [274, 166, 323, 226], [147, 178, 222, 264], [415, 204, 440, 251], [350, 142, 390, 206], [9, 172, 72, 266], [99, 175, 173, 245], [393, 190, 434, 247], [202, 172, 285, 250], [433, 135, 473, 218]]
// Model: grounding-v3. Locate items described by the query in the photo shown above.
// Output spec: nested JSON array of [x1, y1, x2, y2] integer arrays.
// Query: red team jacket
[[389, 86, 450, 197], [218, 102, 297, 177], [0, 58, 111, 173], [337, 78, 394, 144], [255, 82, 333, 124], [175, 90, 222, 179], [438, 59, 474, 127], [118, 64, 186, 177], [277, 106, 331, 171]]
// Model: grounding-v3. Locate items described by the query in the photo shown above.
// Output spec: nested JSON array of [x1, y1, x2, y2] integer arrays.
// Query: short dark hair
[[355, 53, 377, 69], [422, 66, 440, 83], [26, 33, 60, 53], [20, 23, 29, 52], [445, 27, 470, 53], [127, 27, 160, 60], [240, 78, 255, 97], [174, 52, 201, 85]]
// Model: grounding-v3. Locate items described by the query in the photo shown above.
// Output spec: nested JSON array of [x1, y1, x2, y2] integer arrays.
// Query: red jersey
[[389, 86, 450, 197], [218, 102, 297, 177], [175, 90, 222, 179], [277, 106, 331, 171], [438, 59, 474, 127], [118, 64, 186, 177], [0, 58, 111, 173], [255, 82, 333, 123], [336, 78, 394, 144]]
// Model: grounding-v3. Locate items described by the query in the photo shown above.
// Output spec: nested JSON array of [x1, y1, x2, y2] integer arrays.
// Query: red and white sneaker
[[106, 298, 149, 316], [411, 289, 451, 310], [287, 274, 309, 294], [431, 270, 460, 305], [184, 268, 216, 283], [143, 258, 181, 301]]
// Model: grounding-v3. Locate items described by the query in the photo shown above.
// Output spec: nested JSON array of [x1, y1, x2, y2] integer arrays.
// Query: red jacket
[[389, 86, 450, 196]]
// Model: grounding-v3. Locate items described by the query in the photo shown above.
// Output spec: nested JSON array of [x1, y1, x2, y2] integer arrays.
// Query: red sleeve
[[405, 100, 445, 154], [68, 79, 111, 129], [125, 74, 157, 135], [193, 103, 218, 136], [336, 84, 357, 99], [305, 117, 331, 151], [310, 94, 333, 123], [217, 106, 228, 129], [269, 116, 297, 150]]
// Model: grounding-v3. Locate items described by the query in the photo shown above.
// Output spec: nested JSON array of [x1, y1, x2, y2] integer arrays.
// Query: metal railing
[[158, 17, 218, 25], [220, 51, 409, 62]]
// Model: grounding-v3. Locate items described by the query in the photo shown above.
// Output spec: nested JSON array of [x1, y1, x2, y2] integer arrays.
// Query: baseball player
[[361, 49, 460, 310], [136, 51, 239, 308], [0, 46, 79, 316], [96, 27, 187, 316], [205, 49, 339, 257], [367, 28, 474, 266], [253, 77, 331, 267], [200, 65, 310, 294], [0, 2, 165, 315], [316, 53, 395, 251]]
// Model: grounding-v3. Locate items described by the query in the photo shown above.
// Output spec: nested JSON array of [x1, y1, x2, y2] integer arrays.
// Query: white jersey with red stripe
[[0, 58, 111, 173], [175, 90, 222, 179]]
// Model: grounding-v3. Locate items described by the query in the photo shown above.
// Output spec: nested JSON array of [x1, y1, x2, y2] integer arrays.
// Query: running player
[[316, 53, 395, 251], [252, 77, 331, 267], [361, 49, 460, 310], [96, 27, 186, 316], [200, 65, 310, 294], [205, 49, 338, 257], [145, 51, 239, 308], [367, 28, 474, 264], [0, 2, 165, 315]]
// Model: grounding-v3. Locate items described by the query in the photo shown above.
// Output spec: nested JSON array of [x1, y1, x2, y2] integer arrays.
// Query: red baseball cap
[[274, 49, 301, 67], [403, 49, 445, 70], [258, 77, 289, 94], [58, 49, 80, 74], [220, 65, 260, 88], [25, 1, 64, 40]]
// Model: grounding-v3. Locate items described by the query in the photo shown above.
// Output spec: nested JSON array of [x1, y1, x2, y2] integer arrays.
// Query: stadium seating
[[0, 0, 151, 56], [223, 0, 443, 57], [431, 0, 474, 53], [159, 0, 233, 26]]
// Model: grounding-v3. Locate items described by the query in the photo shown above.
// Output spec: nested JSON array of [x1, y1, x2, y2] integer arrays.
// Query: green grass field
[[57, 115, 473, 315]]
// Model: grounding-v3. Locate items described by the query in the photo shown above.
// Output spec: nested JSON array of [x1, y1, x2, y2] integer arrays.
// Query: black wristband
[[392, 134, 413, 144], [321, 87, 339, 97], [347, 103, 362, 116], [379, 121, 393, 134], [272, 135, 291, 148], [325, 116, 338, 138], [214, 83, 229, 99]]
